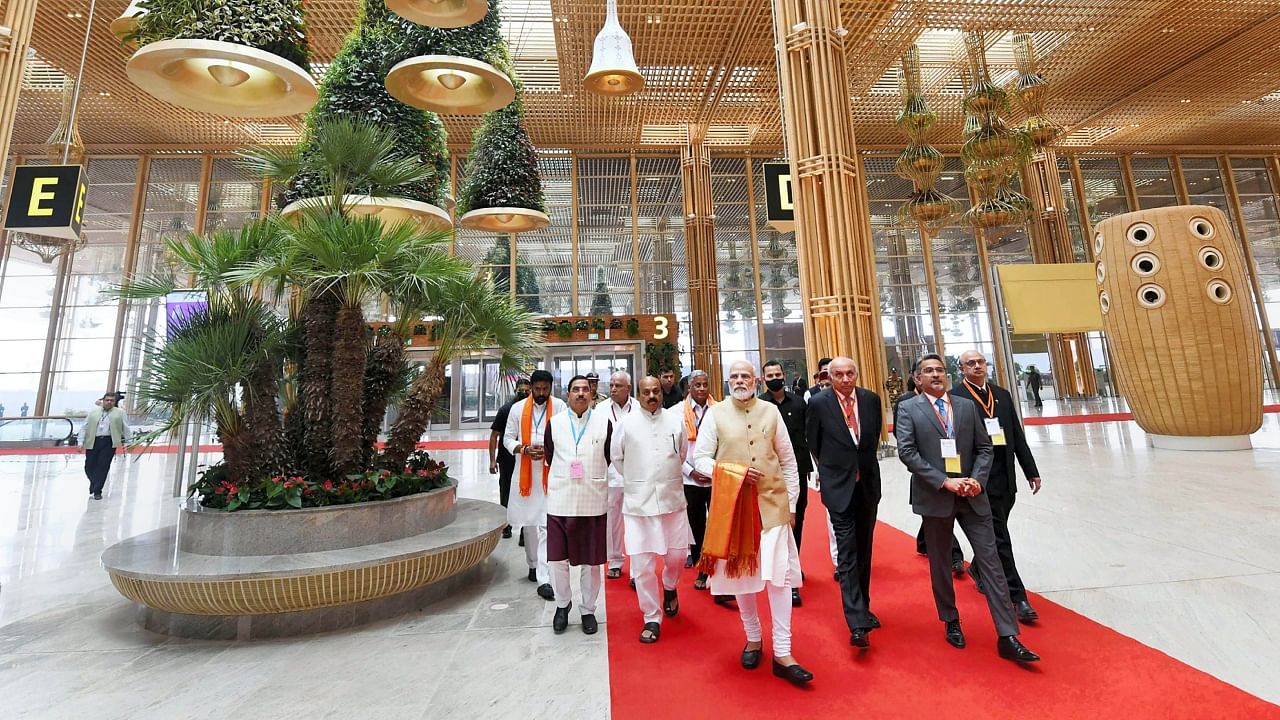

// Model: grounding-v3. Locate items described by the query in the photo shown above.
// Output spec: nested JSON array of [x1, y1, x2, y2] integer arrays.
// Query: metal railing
[[0, 416, 78, 448]]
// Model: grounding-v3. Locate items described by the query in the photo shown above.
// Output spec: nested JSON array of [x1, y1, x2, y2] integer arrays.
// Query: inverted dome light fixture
[[385, 55, 514, 114], [109, 0, 146, 41], [584, 0, 644, 96], [126, 39, 318, 117], [458, 207, 550, 233], [281, 195, 454, 234], [386, 0, 488, 29]]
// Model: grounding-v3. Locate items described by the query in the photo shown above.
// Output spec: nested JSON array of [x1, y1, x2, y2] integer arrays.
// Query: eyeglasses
[[961, 359, 988, 367]]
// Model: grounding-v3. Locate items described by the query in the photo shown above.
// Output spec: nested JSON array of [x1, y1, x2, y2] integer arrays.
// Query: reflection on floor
[[1, 408, 1279, 717]]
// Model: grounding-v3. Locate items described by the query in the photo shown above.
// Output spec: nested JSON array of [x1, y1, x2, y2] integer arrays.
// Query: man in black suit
[[489, 377, 531, 539], [760, 360, 813, 607], [895, 354, 1039, 663], [951, 350, 1043, 623], [806, 356, 881, 649]]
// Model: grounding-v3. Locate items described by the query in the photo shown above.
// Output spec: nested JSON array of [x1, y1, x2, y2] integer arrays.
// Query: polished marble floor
[[1, 401, 1279, 717]]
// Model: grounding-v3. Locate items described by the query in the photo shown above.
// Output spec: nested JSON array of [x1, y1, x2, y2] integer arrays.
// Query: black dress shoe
[[791, 588, 802, 607], [518, 533, 525, 547], [951, 560, 966, 578], [998, 635, 1040, 663], [868, 612, 881, 630], [1016, 600, 1039, 623], [832, 571, 840, 581], [772, 658, 813, 686], [527, 568, 537, 582], [581, 614, 598, 635], [945, 620, 966, 649], [968, 564, 986, 594], [553, 603, 571, 633], [502, 526, 512, 539], [537, 583, 555, 600], [714, 594, 734, 607], [849, 628, 869, 648], [92, 493, 103, 500], [740, 643, 762, 669]]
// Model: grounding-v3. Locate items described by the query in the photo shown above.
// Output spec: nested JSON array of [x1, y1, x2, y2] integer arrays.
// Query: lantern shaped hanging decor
[[584, 0, 644, 96]]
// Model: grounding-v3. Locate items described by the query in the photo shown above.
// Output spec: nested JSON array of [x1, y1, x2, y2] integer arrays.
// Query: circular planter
[[178, 484, 457, 556]]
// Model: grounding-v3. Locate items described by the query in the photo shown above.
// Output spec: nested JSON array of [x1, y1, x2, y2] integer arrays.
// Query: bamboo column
[[681, 137, 722, 385], [0, 0, 38, 161], [771, 0, 886, 398], [1023, 149, 1096, 397]]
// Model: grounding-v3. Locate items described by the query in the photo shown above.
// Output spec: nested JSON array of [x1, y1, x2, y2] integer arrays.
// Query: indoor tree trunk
[[360, 336, 405, 466], [382, 353, 447, 470], [330, 303, 369, 477], [300, 289, 339, 479], [241, 354, 285, 481]]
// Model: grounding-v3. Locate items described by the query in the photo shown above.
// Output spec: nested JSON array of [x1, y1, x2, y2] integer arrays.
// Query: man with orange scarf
[[502, 369, 561, 600], [690, 360, 813, 687]]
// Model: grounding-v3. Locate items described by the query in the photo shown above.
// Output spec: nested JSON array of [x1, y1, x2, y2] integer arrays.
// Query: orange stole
[[518, 399, 552, 496], [696, 462, 761, 579], [683, 397, 716, 441]]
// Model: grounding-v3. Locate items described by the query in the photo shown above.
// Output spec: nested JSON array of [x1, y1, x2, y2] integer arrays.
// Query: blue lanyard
[[533, 402, 548, 430], [570, 409, 592, 452]]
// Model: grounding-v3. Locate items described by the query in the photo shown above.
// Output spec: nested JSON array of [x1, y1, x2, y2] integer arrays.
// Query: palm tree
[[134, 299, 287, 484], [237, 119, 454, 478], [114, 221, 288, 482], [382, 274, 543, 469]]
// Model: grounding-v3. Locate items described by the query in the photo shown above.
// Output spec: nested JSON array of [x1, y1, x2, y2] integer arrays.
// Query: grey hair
[[610, 370, 632, 385], [687, 370, 709, 380]]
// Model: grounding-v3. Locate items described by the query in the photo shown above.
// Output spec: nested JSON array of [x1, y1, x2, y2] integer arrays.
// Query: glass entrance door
[[458, 358, 506, 425], [548, 345, 639, 395]]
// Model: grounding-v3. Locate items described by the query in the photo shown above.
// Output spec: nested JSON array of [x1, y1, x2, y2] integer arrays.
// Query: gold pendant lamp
[[386, 0, 488, 29], [280, 195, 454, 234], [584, 0, 644, 96], [385, 54, 515, 115], [124, 0, 318, 118]]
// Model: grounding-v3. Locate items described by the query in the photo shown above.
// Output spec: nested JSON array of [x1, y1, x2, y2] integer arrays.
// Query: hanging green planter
[[456, 92, 549, 234], [124, 0, 318, 117]]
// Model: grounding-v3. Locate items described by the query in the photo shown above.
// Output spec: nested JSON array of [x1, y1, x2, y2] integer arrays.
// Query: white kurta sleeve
[[771, 407, 800, 512], [690, 410, 720, 478], [609, 417, 626, 478], [502, 399, 523, 456]]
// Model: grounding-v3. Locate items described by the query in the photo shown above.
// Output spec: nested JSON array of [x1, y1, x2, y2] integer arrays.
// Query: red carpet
[[0, 439, 489, 456], [604, 490, 1280, 719]]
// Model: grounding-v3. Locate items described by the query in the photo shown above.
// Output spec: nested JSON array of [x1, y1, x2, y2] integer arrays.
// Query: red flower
[[322, 480, 334, 491]]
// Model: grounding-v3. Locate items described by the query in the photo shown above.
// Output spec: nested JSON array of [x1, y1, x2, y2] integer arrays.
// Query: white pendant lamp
[[584, 0, 643, 96]]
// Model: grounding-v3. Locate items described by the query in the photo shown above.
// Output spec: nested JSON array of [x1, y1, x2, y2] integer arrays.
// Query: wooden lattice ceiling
[[10, 0, 1280, 155]]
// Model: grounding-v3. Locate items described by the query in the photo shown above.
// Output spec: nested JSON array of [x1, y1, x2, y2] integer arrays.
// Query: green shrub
[[130, 0, 310, 70]]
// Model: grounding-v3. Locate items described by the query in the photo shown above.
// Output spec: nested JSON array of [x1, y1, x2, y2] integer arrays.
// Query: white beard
[[730, 386, 754, 401]]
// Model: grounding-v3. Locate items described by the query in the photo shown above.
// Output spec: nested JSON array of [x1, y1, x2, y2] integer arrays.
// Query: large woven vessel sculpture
[[1095, 205, 1263, 449]]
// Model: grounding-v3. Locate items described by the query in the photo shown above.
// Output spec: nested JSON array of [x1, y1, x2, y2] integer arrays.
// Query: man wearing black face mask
[[490, 376, 532, 539], [760, 360, 813, 607]]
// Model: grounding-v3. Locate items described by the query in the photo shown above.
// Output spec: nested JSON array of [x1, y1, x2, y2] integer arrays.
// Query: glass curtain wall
[[1228, 158, 1280, 384], [1129, 156, 1179, 209], [633, 156, 689, 368], [752, 158, 804, 384], [712, 157, 760, 370], [0, 159, 55, 414]]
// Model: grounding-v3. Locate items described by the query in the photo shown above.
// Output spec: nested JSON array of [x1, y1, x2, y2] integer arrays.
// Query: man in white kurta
[[611, 376, 693, 643], [543, 375, 612, 635], [502, 369, 560, 600], [604, 371, 634, 579], [691, 361, 812, 685]]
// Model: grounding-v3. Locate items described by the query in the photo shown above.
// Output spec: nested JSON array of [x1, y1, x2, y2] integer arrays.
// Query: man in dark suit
[[904, 367, 966, 574], [951, 350, 1043, 623], [760, 360, 813, 607], [895, 353, 1040, 663], [806, 356, 881, 649], [489, 377, 531, 540]]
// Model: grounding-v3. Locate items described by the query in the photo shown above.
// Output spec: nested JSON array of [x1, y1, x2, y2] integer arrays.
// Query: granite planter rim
[[181, 481, 457, 515]]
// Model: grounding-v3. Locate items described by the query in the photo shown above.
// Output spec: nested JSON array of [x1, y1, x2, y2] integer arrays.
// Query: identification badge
[[569, 459, 585, 480], [941, 439, 961, 473], [984, 417, 1006, 446]]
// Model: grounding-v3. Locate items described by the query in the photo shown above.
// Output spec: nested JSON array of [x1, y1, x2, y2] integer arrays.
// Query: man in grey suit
[[895, 354, 1040, 663]]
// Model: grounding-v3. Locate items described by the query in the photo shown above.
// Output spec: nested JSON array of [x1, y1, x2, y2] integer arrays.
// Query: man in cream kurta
[[611, 376, 693, 643], [691, 361, 812, 686], [604, 371, 634, 579], [543, 375, 612, 635], [503, 369, 560, 600]]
